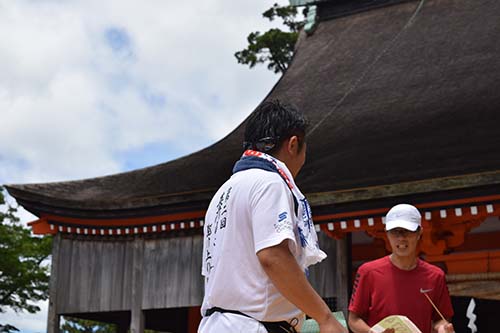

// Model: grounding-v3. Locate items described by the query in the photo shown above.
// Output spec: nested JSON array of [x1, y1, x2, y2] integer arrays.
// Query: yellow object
[[370, 315, 422, 333]]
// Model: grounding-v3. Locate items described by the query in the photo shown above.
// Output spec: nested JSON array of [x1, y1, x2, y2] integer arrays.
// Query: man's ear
[[287, 136, 300, 155]]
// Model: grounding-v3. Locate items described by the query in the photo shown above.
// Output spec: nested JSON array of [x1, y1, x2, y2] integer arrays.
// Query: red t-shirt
[[348, 256, 454, 333]]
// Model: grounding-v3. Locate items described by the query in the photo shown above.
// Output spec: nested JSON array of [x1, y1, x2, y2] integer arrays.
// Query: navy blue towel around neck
[[232, 154, 298, 215], [232, 155, 277, 174]]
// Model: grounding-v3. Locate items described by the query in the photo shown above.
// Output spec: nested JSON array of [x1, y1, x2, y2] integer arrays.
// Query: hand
[[437, 322, 454, 333], [318, 315, 348, 333]]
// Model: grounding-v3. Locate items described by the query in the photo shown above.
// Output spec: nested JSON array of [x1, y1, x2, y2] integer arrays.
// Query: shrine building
[[5, 0, 500, 332]]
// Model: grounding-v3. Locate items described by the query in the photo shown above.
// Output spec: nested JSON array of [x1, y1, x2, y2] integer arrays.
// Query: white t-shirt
[[201, 167, 303, 323]]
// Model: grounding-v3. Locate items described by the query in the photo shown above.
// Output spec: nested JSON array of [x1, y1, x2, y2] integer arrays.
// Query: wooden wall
[[54, 234, 204, 315], [51, 231, 338, 322], [57, 237, 134, 313], [142, 236, 204, 308], [308, 231, 338, 298]]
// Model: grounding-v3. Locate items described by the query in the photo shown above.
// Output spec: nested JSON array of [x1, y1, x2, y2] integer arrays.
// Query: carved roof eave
[[309, 171, 500, 209], [22, 176, 500, 238]]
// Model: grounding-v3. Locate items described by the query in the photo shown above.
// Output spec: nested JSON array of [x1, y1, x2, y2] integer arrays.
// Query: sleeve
[[251, 177, 297, 254], [433, 271, 454, 321], [348, 264, 371, 318]]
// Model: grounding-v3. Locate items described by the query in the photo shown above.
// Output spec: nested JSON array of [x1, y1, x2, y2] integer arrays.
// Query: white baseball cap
[[385, 204, 421, 231]]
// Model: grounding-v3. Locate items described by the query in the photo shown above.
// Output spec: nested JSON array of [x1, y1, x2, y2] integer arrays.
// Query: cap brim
[[385, 219, 420, 231]]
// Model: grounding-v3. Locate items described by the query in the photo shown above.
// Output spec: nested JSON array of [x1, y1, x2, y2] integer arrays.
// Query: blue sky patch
[[117, 142, 186, 171], [104, 27, 132, 54], [140, 85, 167, 109]]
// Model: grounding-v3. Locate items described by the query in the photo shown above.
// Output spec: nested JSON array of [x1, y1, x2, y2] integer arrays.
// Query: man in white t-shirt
[[198, 100, 347, 333]]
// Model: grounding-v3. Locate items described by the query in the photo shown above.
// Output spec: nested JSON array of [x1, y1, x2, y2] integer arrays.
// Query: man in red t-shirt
[[348, 204, 455, 333]]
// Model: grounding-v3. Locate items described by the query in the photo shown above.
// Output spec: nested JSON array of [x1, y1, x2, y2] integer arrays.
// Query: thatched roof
[[6, 0, 500, 218]]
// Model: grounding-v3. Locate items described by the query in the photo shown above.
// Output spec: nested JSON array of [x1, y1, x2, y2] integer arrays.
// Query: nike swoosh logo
[[420, 288, 433, 293]]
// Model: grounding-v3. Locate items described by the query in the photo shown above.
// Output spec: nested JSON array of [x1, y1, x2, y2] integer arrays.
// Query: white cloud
[[0, 0, 291, 331], [0, 0, 288, 184], [0, 300, 48, 333]]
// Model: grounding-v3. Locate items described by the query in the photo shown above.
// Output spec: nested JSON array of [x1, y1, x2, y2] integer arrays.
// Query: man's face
[[387, 227, 421, 258]]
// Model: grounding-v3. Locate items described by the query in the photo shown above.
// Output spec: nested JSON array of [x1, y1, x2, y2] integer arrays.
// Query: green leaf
[[235, 4, 304, 74], [0, 187, 51, 320]]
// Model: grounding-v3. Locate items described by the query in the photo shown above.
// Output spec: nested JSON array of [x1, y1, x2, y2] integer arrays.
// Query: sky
[[0, 0, 289, 331]]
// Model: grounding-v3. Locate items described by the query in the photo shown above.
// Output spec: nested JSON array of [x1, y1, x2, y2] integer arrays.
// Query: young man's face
[[386, 227, 421, 258]]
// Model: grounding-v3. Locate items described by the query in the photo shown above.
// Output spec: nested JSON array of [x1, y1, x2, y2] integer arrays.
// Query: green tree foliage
[[0, 324, 19, 332], [0, 187, 52, 330], [60, 317, 160, 333], [60, 317, 116, 333], [235, 3, 304, 74]]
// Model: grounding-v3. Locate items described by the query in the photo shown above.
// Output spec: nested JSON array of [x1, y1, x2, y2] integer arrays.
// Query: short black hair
[[243, 100, 308, 154]]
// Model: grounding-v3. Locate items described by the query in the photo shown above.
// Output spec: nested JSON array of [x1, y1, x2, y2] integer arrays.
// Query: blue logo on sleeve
[[278, 212, 288, 222]]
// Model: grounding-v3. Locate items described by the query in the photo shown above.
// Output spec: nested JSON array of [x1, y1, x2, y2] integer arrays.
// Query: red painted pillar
[[187, 306, 202, 333]]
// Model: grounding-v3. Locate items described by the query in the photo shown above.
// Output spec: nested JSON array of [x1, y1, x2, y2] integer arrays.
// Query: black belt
[[205, 307, 298, 333]]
